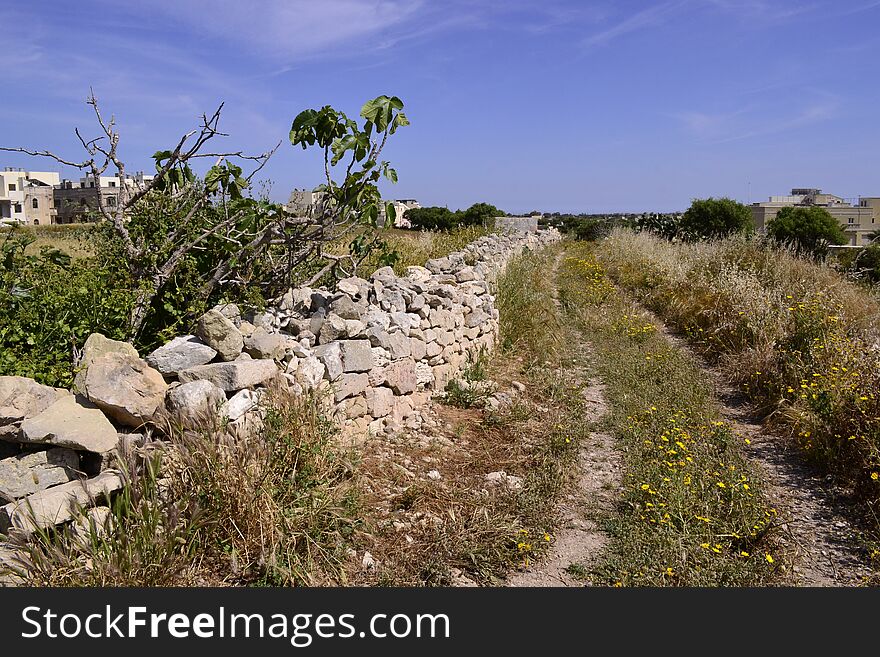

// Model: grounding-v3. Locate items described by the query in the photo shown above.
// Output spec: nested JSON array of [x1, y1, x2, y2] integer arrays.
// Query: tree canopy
[[679, 197, 753, 240], [406, 202, 505, 231], [766, 206, 847, 257]]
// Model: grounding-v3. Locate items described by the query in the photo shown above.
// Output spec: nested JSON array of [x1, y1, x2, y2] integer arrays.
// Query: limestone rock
[[177, 359, 278, 392], [385, 359, 417, 395], [0, 377, 69, 427], [81, 352, 167, 427], [387, 332, 412, 360], [196, 309, 244, 361], [74, 333, 139, 390], [223, 389, 258, 421], [315, 342, 343, 381], [319, 313, 348, 344], [365, 387, 394, 418], [146, 335, 217, 375], [0, 470, 123, 535], [166, 380, 226, 416], [243, 327, 287, 360], [0, 448, 79, 504], [334, 373, 369, 402], [19, 395, 118, 453], [339, 340, 374, 373], [295, 356, 325, 390]]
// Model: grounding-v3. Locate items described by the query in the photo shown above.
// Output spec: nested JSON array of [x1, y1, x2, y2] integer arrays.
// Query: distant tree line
[[404, 202, 505, 231]]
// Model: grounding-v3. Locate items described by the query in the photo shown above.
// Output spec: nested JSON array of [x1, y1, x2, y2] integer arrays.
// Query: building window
[[89, 181, 95, 188], [848, 217, 855, 224], [7, 184, 15, 192], [32, 198, 39, 209], [14, 204, 22, 213], [108, 181, 116, 187], [80, 182, 85, 188], [107, 196, 117, 207]]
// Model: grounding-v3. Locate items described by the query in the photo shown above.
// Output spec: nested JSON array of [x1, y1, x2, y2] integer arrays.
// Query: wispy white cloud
[[674, 91, 841, 143], [701, 0, 819, 23], [581, 1, 687, 48]]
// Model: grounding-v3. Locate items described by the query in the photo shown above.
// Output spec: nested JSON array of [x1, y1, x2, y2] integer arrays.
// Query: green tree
[[766, 206, 847, 257], [460, 202, 504, 227], [853, 243, 880, 283], [679, 197, 753, 240], [406, 206, 457, 231]]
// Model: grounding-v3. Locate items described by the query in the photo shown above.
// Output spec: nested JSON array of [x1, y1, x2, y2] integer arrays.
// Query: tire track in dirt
[[507, 250, 622, 587]]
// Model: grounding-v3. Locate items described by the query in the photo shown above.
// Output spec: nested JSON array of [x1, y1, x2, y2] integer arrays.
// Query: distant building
[[54, 172, 154, 224], [751, 188, 879, 246], [384, 199, 420, 228], [286, 188, 326, 218], [0, 168, 60, 225]]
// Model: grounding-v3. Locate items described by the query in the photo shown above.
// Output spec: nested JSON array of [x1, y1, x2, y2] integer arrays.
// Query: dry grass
[[345, 244, 588, 585], [559, 243, 779, 586], [595, 229, 880, 546], [5, 386, 360, 586]]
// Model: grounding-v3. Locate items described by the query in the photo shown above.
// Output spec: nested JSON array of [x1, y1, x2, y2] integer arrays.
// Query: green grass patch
[[558, 243, 780, 586]]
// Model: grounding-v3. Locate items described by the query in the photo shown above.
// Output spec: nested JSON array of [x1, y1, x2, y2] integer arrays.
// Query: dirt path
[[507, 251, 622, 587], [655, 324, 872, 586]]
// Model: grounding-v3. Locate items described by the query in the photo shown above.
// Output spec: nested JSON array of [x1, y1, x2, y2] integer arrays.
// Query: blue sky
[[2, 0, 879, 212]]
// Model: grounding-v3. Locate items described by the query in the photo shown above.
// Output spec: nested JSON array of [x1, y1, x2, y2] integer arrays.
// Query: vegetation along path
[[506, 252, 621, 587]]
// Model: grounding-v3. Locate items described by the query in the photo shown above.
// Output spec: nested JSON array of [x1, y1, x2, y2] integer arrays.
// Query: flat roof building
[[751, 188, 878, 246]]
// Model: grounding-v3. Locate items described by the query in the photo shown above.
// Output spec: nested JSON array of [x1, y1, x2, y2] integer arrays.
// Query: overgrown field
[[594, 229, 880, 545], [558, 243, 779, 586]]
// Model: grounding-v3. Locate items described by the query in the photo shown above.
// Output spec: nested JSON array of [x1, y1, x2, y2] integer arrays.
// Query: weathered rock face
[[80, 352, 168, 428], [196, 309, 244, 361], [0, 377, 69, 428], [146, 335, 217, 375], [339, 340, 374, 373], [243, 327, 287, 361], [18, 395, 118, 453], [334, 373, 369, 402], [0, 470, 123, 535], [0, 448, 79, 504], [177, 359, 279, 392], [166, 380, 227, 417], [384, 360, 417, 395], [73, 333, 141, 391]]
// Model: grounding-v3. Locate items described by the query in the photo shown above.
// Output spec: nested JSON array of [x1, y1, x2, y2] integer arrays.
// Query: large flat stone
[[0, 377, 69, 427], [333, 373, 369, 402], [146, 335, 217, 375], [177, 359, 279, 392], [339, 340, 374, 373], [0, 470, 123, 535], [81, 352, 167, 427], [384, 359, 417, 395], [19, 395, 118, 453], [0, 448, 79, 504]]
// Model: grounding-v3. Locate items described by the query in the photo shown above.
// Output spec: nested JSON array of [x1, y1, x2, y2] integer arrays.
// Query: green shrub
[[679, 197, 753, 241], [767, 206, 847, 257]]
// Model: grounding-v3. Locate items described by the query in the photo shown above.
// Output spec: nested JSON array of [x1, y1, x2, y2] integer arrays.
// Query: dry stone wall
[[0, 229, 560, 545]]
